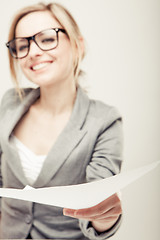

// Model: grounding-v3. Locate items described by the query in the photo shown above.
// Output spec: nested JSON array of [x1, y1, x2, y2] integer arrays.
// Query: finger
[[63, 193, 122, 219], [63, 193, 120, 218], [63, 208, 77, 217], [73, 193, 121, 218], [74, 204, 122, 221], [89, 204, 122, 221]]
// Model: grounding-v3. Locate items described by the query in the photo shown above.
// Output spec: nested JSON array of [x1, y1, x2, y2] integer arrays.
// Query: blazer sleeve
[[79, 107, 123, 240]]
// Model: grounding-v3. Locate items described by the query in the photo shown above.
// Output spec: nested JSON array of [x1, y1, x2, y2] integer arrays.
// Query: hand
[[63, 193, 122, 232]]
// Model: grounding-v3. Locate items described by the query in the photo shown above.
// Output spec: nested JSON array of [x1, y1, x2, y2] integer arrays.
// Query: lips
[[31, 61, 53, 71]]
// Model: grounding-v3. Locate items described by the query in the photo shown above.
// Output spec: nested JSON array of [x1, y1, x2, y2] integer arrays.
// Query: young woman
[[0, 2, 123, 239]]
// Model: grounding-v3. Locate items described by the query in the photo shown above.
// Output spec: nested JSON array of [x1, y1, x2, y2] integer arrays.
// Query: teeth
[[32, 62, 50, 71]]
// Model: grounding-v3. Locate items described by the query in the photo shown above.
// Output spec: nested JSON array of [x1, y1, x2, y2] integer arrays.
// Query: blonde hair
[[7, 2, 85, 97]]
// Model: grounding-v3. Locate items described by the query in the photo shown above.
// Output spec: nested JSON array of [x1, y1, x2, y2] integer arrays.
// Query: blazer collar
[[3, 86, 90, 187], [2, 87, 40, 142]]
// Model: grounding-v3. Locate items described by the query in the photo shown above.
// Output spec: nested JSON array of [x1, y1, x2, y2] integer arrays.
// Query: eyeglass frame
[[6, 28, 66, 59]]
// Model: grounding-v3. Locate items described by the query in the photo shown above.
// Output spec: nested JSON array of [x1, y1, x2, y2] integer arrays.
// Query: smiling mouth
[[31, 62, 52, 71]]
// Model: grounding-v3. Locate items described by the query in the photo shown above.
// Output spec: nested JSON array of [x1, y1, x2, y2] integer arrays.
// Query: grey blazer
[[0, 87, 123, 240]]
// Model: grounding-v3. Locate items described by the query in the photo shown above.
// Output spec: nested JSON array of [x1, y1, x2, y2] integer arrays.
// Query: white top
[[10, 135, 46, 185]]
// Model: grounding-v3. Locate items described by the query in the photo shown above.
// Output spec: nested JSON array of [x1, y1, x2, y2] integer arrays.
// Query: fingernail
[[63, 209, 73, 216], [63, 209, 68, 216]]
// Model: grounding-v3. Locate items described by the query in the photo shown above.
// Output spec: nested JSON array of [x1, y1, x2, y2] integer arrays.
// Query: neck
[[37, 81, 77, 116]]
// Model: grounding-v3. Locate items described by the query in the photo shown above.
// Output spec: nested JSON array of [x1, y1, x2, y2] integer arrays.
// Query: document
[[0, 161, 159, 209]]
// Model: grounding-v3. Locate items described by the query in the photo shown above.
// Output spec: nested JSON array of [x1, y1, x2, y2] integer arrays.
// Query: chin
[[31, 78, 60, 88]]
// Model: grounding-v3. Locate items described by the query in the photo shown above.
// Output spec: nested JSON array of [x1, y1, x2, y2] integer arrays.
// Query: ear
[[79, 36, 85, 58]]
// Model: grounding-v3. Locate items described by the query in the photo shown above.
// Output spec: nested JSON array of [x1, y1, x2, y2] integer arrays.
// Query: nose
[[28, 40, 43, 58]]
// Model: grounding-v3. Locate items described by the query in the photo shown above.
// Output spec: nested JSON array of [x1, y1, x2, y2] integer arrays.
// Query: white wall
[[0, 0, 160, 239]]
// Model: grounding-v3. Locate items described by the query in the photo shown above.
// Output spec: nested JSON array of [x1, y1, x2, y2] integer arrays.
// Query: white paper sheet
[[0, 161, 159, 209]]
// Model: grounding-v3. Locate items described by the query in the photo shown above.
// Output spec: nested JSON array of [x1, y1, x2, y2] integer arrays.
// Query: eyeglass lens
[[9, 29, 58, 59]]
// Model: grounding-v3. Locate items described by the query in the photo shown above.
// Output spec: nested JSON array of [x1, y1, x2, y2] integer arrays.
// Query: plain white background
[[0, 0, 160, 239]]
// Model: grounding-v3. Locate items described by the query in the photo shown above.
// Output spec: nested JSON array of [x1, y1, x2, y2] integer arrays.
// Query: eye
[[16, 39, 28, 52], [41, 37, 56, 44], [18, 45, 28, 52]]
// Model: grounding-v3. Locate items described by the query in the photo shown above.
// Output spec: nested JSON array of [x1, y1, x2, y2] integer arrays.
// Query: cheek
[[18, 59, 27, 72], [18, 59, 31, 79], [51, 49, 73, 74], [57, 41, 74, 66], [63, 53, 74, 76], [62, 49, 74, 69]]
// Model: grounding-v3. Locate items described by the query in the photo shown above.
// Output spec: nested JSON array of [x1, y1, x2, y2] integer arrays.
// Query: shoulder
[[79, 87, 121, 122], [0, 88, 33, 111], [88, 98, 122, 126], [78, 87, 122, 130]]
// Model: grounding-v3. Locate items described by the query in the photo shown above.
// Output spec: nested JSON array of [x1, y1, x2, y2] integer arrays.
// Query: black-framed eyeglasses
[[6, 28, 66, 59]]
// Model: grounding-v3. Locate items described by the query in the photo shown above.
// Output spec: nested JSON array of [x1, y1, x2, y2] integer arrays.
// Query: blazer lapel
[[1, 88, 40, 186], [33, 87, 90, 188]]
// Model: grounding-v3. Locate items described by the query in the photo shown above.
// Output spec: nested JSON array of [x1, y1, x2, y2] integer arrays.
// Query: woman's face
[[15, 11, 74, 88]]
